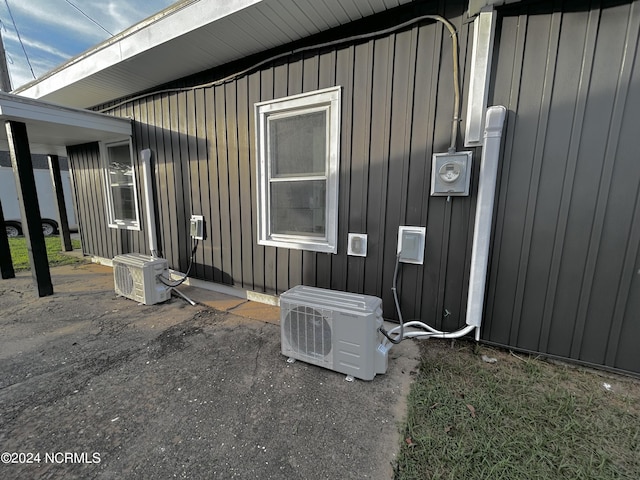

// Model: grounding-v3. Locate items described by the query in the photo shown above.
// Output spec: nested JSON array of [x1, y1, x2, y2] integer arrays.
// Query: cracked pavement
[[0, 263, 419, 479]]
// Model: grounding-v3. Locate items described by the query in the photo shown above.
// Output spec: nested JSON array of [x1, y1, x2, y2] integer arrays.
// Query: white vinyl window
[[255, 86, 341, 253], [101, 139, 140, 230]]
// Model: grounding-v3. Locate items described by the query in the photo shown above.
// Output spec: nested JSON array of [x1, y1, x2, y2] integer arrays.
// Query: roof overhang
[[0, 92, 132, 156], [468, 0, 521, 16], [13, 0, 413, 109]]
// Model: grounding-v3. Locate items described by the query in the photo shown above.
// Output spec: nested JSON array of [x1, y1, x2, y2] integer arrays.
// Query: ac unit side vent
[[114, 263, 134, 296], [280, 285, 389, 381], [112, 253, 171, 306], [282, 305, 334, 369]]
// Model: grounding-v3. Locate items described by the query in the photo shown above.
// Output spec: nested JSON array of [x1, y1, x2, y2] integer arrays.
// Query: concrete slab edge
[[90, 255, 280, 307]]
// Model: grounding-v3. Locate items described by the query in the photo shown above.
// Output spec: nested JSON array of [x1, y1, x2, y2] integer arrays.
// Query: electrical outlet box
[[347, 233, 368, 257], [431, 151, 473, 196], [190, 215, 205, 240], [397, 226, 426, 264]]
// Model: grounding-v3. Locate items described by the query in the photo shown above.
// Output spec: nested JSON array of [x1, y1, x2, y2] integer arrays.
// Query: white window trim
[[255, 86, 341, 253], [101, 138, 141, 230]]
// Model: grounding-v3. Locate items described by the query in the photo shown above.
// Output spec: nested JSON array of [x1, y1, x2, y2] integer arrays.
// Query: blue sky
[[0, 0, 176, 90]]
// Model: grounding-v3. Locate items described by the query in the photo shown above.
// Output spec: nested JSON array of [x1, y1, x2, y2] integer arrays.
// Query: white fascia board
[[0, 93, 131, 155], [118, 0, 260, 58], [16, 0, 264, 101], [22, 44, 123, 101], [0, 95, 131, 136], [0, 103, 131, 136], [0, 141, 66, 157]]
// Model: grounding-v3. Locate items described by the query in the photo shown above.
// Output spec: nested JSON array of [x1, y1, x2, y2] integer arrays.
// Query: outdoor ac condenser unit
[[113, 253, 171, 305], [280, 285, 388, 381]]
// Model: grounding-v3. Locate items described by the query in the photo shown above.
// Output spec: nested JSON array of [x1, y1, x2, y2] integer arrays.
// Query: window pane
[[270, 180, 326, 236], [269, 111, 326, 176], [111, 185, 137, 221], [108, 144, 133, 186]]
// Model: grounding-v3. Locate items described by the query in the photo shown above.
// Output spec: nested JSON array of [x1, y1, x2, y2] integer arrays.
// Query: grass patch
[[8, 236, 84, 271], [395, 340, 640, 480]]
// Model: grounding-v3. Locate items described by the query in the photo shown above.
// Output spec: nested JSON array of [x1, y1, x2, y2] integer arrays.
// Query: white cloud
[[4, 45, 59, 88], [2, 29, 69, 60], [5, 0, 108, 43], [107, 1, 139, 33], [6, 57, 37, 89]]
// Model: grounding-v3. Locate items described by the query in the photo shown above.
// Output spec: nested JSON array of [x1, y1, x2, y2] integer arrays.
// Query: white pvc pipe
[[388, 320, 446, 335], [465, 106, 507, 341], [402, 325, 476, 339], [140, 149, 159, 257], [388, 322, 476, 340]]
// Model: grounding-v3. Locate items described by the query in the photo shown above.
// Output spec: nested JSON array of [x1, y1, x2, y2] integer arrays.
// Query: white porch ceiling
[[14, 0, 413, 109]]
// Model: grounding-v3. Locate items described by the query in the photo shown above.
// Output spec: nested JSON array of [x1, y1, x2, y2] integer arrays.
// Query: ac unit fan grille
[[283, 305, 332, 360], [114, 264, 134, 296]]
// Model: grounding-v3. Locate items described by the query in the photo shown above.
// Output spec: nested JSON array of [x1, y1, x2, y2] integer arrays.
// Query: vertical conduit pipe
[[141, 148, 159, 257], [465, 106, 507, 341]]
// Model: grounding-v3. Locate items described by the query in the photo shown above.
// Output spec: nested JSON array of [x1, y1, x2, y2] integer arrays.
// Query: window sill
[[258, 237, 336, 254], [108, 223, 141, 231]]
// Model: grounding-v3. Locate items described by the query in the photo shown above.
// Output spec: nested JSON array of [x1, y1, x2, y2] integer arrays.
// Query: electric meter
[[431, 151, 473, 196], [439, 162, 462, 183]]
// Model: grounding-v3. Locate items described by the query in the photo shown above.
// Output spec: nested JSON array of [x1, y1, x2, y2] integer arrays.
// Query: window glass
[[269, 111, 326, 177], [103, 140, 140, 230], [270, 180, 326, 236], [107, 144, 133, 185], [110, 185, 137, 221], [255, 87, 341, 253]]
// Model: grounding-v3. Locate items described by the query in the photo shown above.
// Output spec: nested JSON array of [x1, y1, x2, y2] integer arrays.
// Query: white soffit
[[14, 0, 412, 109], [468, 0, 521, 16], [0, 92, 132, 156]]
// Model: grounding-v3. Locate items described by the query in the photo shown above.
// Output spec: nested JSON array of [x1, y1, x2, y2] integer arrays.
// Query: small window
[[255, 86, 341, 253], [101, 139, 140, 230]]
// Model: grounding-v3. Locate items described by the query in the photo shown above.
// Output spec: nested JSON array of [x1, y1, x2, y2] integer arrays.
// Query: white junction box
[[397, 226, 426, 264], [431, 151, 473, 196], [347, 233, 368, 257], [190, 214, 205, 240]]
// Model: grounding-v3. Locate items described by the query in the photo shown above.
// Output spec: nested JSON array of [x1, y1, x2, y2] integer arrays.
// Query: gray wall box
[[430, 151, 473, 196], [347, 233, 368, 257], [397, 226, 426, 264]]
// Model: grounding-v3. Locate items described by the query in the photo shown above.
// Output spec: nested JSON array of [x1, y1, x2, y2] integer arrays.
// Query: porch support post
[[47, 154, 73, 251], [0, 199, 15, 279], [6, 120, 53, 297]]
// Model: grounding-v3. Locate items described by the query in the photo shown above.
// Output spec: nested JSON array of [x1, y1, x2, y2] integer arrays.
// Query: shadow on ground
[[0, 264, 419, 479]]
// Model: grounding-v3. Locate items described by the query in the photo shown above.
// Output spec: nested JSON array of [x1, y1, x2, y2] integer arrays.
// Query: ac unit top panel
[[280, 285, 382, 316], [113, 253, 167, 269]]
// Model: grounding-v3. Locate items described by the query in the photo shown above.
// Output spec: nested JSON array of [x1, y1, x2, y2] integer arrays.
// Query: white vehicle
[[1, 165, 77, 237]]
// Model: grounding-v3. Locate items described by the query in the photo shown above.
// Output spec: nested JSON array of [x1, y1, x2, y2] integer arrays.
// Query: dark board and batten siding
[[68, 142, 144, 260], [67, 0, 640, 375], [71, 0, 477, 330], [485, 0, 640, 374]]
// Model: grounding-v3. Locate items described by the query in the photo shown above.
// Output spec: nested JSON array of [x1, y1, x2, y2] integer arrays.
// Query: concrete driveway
[[0, 263, 419, 479]]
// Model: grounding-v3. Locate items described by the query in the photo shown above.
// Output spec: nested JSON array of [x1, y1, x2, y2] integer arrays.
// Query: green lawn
[[8, 236, 84, 271], [395, 339, 640, 480]]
